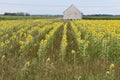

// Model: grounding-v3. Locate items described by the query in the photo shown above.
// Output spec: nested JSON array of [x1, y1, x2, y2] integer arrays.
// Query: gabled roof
[[63, 4, 82, 14]]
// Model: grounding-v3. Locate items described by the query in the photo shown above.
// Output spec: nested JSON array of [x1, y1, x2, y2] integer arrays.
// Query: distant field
[[83, 15, 120, 20], [1, 15, 120, 20], [0, 15, 62, 20], [0, 20, 120, 80]]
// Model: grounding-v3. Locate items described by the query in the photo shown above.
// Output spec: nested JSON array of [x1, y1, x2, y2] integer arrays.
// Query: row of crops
[[0, 20, 120, 80]]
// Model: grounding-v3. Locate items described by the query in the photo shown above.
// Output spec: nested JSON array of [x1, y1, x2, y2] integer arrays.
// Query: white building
[[63, 4, 83, 20]]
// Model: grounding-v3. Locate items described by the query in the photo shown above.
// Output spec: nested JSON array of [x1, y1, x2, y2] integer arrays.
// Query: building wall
[[63, 5, 83, 20], [63, 13, 82, 19]]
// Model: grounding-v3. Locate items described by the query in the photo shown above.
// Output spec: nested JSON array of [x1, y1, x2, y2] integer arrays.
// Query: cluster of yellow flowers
[[17, 20, 53, 54], [10, 35, 17, 40], [0, 42, 5, 47], [75, 20, 120, 41], [0, 20, 53, 55], [0, 19, 119, 64], [71, 22, 85, 44], [60, 24, 68, 58], [37, 22, 62, 59], [47, 57, 51, 62], [106, 63, 115, 76], [71, 21, 89, 55], [73, 20, 120, 57], [19, 41, 24, 46], [71, 50, 76, 55], [25, 35, 33, 44], [61, 24, 68, 53]]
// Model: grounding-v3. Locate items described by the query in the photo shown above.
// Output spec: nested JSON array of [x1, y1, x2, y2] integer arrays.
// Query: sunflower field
[[0, 20, 120, 80]]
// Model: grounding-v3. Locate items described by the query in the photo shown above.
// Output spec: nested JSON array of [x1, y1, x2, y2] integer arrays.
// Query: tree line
[[4, 12, 30, 16]]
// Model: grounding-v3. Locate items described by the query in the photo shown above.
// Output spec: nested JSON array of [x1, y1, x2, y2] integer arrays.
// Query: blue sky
[[0, 0, 120, 15]]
